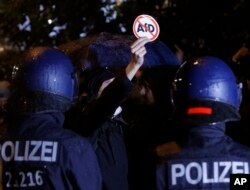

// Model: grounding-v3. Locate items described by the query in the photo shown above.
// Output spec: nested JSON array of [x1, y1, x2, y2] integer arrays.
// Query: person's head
[[171, 56, 242, 125], [86, 67, 116, 102], [0, 79, 11, 124], [0, 67, 11, 110], [0, 80, 11, 109], [129, 66, 179, 110], [8, 47, 78, 114]]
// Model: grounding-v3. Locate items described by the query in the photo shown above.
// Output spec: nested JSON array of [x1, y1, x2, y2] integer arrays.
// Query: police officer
[[156, 56, 250, 190], [0, 47, 102, 190]]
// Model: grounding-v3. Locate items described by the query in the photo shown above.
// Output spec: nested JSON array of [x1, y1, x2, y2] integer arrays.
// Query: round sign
[[133, 14, 160, 41]]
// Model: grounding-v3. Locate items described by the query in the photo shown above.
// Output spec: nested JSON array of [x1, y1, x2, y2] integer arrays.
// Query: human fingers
[[131, 37, 150, 53], [133, 47, 147, 58]]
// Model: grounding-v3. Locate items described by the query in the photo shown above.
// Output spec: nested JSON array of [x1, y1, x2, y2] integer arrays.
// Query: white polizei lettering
[[213, 162, 219, 183], [232, 162, 244, 174], [170, 161, 250, 186], [0, 141, 58, 162], [1, 141, 14, 161], [52, 142, 58, 162], [186, 162, 202, 184], [41, 141, 57, 162], [29, 141, 41, 161], [202, 162, 214, 183], [24, 140, 30, 160], [14, 141, 24, 161], [171, 164, 185, 185], [244, 162, 249, 173], [219, 162, 230, 183]]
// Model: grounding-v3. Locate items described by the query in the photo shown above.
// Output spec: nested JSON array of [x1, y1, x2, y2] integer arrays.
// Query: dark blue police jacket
[[0, 112, 102, 190], [156, 123, 250, 190]]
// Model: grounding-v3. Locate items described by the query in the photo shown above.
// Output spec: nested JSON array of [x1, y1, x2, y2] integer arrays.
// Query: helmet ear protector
[[170, 56, 242, 124]]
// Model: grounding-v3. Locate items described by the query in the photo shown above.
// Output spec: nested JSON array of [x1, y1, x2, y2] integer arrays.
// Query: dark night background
[[0, 0, 250, 75]]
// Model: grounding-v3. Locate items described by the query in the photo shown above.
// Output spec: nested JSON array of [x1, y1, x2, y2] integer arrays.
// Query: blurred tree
[[0, 0, 192, 51], [0, 0, 249, 60], [0, 0, 108, 50]]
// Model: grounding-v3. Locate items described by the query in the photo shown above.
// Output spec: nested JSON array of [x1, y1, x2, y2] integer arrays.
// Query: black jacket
[[78, 75, 133, 190]]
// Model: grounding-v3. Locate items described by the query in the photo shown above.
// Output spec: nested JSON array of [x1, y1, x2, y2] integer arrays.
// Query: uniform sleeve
[[69, 139, 102, 190], [156, 163, 167, 190]]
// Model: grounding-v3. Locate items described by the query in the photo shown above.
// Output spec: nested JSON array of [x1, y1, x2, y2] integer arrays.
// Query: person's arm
[[125, 37, 150, 80], [231, 44, 249, 63], [80, 38, 151, 135]]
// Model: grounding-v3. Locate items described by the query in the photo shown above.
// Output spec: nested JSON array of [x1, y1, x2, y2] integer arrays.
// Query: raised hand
[[126, 37, 150, 80]]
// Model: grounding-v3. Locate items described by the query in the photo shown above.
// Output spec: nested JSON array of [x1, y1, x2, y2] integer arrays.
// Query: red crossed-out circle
[[133, 14, 160, 41]]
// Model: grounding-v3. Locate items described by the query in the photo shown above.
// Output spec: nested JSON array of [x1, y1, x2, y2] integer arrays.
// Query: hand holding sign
[[133, 14, 160, 41]]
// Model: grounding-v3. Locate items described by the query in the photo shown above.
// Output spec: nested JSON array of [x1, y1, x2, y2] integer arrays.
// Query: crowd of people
[[0, 34, 250, 190]]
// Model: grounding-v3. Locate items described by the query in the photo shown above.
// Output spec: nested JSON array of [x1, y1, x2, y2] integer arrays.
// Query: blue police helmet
[[10, 47, 78, 113], [171, 56, 242, 124]]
